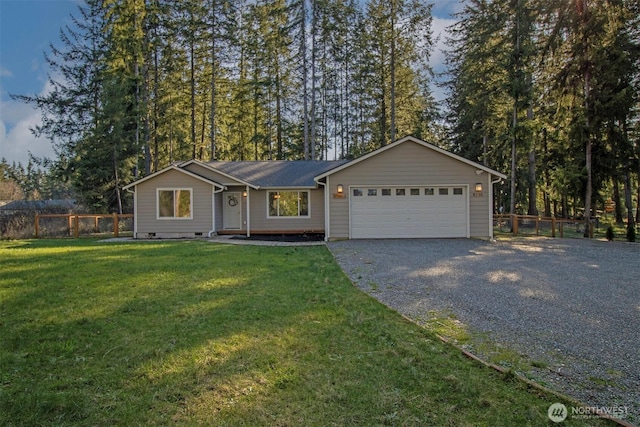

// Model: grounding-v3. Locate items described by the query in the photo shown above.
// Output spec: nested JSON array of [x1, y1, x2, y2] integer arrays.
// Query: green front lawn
[[0, 240, 611, 426]]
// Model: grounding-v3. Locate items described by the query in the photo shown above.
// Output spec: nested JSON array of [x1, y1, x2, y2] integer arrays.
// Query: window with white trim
[[268, 191, 309, 217], [158, 189, 192, 219]]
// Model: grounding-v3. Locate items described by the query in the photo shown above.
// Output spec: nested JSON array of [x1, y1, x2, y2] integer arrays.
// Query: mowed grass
[[0, 240, 612, 426]]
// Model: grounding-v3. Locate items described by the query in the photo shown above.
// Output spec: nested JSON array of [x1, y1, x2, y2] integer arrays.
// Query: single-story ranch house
[[123, 136, 506, 240]]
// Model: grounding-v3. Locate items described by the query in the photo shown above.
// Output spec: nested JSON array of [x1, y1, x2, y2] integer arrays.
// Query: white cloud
[[0, 81, 56, 165], [0, 67, 12, 78], [430, 16, 457, 102], [430, 16, 456, 73], [433, 0, 466, 18]]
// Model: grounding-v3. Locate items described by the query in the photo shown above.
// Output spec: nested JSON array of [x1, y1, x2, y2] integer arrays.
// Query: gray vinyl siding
[[214, 191, 223, 231], [135, 169, 214, 236], [237, 188, 324, 233], [327, 141, 493, 239]]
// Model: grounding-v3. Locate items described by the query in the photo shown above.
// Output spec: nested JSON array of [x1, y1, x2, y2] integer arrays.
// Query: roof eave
[[180, 159, 260, 189], [314, 136, 507, 180], [122, 165, 226, 190]]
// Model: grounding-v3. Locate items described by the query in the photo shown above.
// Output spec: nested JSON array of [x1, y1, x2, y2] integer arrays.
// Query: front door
[[223, 192, 242, 230]]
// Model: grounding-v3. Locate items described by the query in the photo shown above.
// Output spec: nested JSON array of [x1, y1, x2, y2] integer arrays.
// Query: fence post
[[34, 214, 40, 238], [560, 221, 564, 238], [511, 214, 518, 235], [535, 218, 539, 236], [113, 214, 119, 237], [74, 215, 79, 238], [551, 217, 556, 238]]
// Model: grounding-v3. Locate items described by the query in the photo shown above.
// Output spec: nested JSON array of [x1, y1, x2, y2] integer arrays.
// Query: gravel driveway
[[328, 238, 639, 423]]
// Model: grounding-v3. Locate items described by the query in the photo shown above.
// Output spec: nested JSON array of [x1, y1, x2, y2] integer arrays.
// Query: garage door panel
[[350, 186, 468, 239]]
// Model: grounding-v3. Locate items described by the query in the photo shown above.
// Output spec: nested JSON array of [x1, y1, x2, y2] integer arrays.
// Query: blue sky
[[1, 0, 80, 165], [0, 0, 458, 166]]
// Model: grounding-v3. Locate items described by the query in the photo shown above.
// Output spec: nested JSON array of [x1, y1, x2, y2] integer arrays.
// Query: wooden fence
[[34, 213, 134, 238], [494, 214, 594, 238]]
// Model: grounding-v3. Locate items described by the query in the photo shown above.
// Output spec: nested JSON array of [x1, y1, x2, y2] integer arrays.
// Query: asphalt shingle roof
[[206, 160, 348, 187]]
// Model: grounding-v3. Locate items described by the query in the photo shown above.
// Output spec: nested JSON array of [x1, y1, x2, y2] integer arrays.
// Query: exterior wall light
[[242, 190, 247, 197], [475, 183, 483, 193], [337, 184, 344, 194]]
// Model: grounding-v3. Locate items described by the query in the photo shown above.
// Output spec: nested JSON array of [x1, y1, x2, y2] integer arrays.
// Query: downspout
[[125, 187, 137, 238], [490, 175, 502, 240], [245, 185, 250, 237], [317, 180, 329, 241], [209, 186, 225, 238]]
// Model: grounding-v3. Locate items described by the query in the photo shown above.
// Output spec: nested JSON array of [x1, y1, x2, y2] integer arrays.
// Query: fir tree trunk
[[613, 177, 624, 224]]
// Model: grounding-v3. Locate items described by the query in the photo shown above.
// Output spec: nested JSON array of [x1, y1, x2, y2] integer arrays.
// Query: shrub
[[0, 204, 75, 239], [606, 226, 614, 241]]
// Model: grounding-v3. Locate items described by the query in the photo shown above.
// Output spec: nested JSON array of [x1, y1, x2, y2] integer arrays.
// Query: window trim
[[266, 190, 311, 219], [157, 188, 193, 220]]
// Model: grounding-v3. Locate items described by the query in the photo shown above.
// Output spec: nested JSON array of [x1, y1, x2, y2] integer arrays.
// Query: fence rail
[[35, 213, 134, 238], [494, 214, 594, 238]]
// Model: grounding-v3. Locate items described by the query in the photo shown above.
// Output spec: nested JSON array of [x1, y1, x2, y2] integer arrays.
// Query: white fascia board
[[314, 136, 507, 181], [179, 159, 260, 189], [122, 165, 225, 190]]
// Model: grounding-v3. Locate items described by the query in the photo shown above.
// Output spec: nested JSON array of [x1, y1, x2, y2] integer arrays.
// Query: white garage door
[[350, 186, 468, 239]]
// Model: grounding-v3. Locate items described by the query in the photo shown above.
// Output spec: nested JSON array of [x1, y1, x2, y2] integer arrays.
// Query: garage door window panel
[[350, 185, 468, 239]]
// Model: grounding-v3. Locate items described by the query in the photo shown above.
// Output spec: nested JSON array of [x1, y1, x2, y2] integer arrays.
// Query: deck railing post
[[551, 217, 556, 238]]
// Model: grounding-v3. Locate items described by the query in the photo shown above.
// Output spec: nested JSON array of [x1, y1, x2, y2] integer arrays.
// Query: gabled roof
[[178, 159, 258, 188], [314, 136, 507, 181], [122, 165, 225, 190], [205, 160, 348, 188], [123, 136, 505, 191]]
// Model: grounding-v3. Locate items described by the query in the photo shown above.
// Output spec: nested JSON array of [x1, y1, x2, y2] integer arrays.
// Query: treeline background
[[3, 0, 639, 231]]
